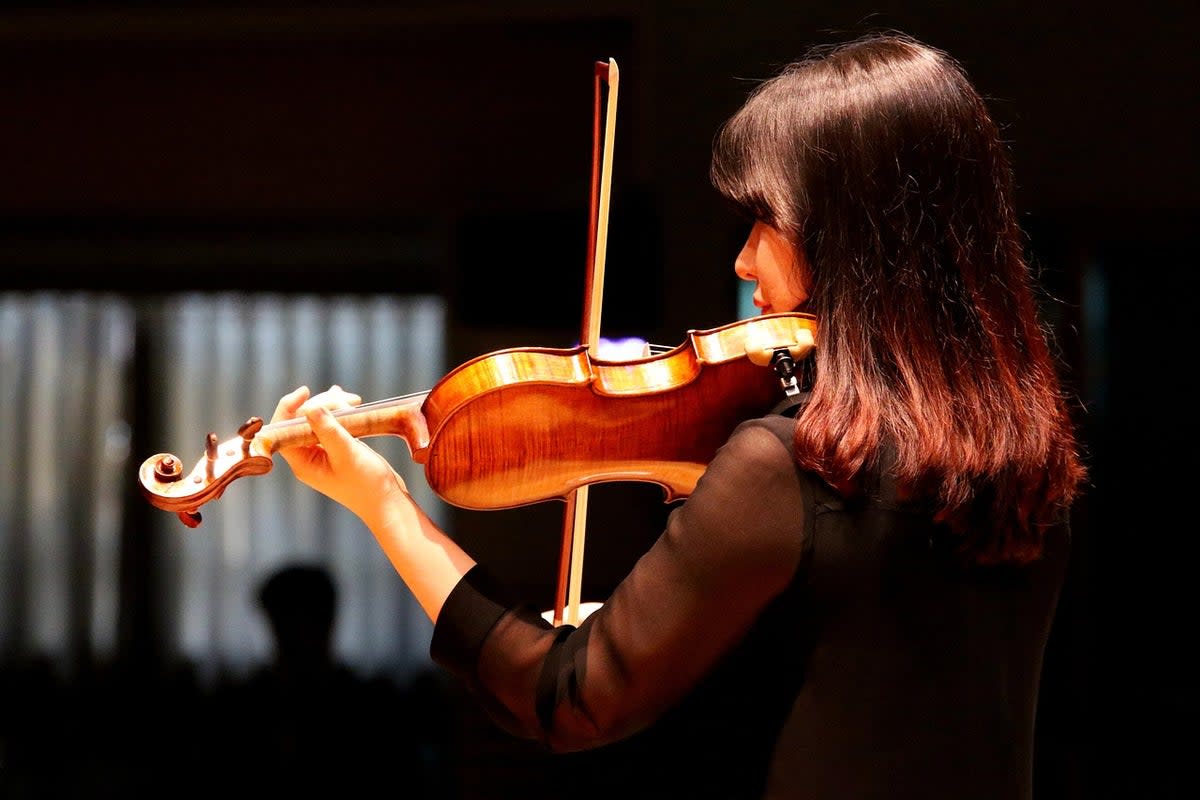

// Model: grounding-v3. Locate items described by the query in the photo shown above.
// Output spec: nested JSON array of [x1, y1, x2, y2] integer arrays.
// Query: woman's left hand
[[271, 384, 410, 523]]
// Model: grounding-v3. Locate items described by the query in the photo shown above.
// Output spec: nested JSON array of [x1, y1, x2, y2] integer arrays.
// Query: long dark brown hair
[[711, 33, 1086, 564]]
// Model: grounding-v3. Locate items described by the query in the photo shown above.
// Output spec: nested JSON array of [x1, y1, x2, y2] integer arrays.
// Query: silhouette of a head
[[258, 564, 337, 668]]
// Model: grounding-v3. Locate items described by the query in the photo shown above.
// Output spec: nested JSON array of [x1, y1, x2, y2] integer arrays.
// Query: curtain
[[0, 293, 132, 672], [0, 291, 446, 685]]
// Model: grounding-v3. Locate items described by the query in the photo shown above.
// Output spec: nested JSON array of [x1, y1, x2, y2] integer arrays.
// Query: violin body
[[420, 312, 815, 508], [138, 312, 816, 525]]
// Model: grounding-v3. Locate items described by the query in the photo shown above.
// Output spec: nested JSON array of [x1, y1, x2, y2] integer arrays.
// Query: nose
[[734, 230, 756, 281]]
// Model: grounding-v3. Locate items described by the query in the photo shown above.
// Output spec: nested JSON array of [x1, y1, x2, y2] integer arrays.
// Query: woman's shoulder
[[722, 413, 847, 509], [713, 414, 828, 505], [679, 413, 816, 571], [721, 414, 798, 469]]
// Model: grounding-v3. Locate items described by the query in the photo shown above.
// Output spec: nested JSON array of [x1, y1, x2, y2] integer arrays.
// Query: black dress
[[431, 414, 1070, 799]]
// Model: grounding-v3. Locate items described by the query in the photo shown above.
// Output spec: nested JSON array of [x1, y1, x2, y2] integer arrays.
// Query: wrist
[[357, 483, 414, 534]]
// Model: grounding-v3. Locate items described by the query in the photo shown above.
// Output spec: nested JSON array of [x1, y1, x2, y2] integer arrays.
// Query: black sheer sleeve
[[430, 418, 813, 752]]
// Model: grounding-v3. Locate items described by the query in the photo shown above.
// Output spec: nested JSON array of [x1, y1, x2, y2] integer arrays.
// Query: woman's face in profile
[[733, 222, 810, 315]]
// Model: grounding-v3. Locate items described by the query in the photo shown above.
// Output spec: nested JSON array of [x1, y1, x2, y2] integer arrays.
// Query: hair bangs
[[710, 96, 796, 231]]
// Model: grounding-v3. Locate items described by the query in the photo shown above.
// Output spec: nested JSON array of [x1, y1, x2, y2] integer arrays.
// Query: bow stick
[[553, 58, 619, 627]]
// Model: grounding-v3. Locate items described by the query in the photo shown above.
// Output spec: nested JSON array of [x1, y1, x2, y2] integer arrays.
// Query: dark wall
[[1, 2, 1196, 798]]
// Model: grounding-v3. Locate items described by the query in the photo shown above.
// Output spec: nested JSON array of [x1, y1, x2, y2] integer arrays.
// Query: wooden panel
[[1, 16, 636, 216]]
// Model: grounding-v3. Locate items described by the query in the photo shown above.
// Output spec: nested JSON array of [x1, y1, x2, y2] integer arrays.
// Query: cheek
[[786, 277, 809, 309], [766, 274, 808, 312]]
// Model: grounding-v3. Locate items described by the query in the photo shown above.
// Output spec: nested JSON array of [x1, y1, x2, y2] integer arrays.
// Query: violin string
[[258, 390, 427, 432], [352, 391, 428, 409]]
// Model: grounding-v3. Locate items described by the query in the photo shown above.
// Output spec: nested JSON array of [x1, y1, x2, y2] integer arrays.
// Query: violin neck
[[255, 393, 432, 462]]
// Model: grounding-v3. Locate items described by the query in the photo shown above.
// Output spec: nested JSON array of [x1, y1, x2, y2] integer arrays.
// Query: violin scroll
[[138, 416, 275, 528]]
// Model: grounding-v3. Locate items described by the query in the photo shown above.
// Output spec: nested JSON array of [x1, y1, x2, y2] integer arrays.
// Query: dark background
[[1, 1, 1196, 797]]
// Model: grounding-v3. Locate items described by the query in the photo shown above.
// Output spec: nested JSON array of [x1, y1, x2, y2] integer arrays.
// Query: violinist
[[269, 32, 1086, 799]]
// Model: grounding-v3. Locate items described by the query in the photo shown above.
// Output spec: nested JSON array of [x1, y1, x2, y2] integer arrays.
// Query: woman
[[273, 33, 1086, 798]]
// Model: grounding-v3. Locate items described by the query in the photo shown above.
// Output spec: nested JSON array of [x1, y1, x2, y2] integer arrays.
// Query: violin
[[138, 312, 816, 528]]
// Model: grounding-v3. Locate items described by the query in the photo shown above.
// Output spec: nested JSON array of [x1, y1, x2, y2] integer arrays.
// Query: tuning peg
[[238, 416, 263, 439], [178, 510, 203, 528], [205, 433, 219, 478], [238, 417, 263, 454]]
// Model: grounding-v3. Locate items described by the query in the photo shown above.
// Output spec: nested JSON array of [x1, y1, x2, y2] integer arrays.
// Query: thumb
[[305, 406, 358, 465]]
